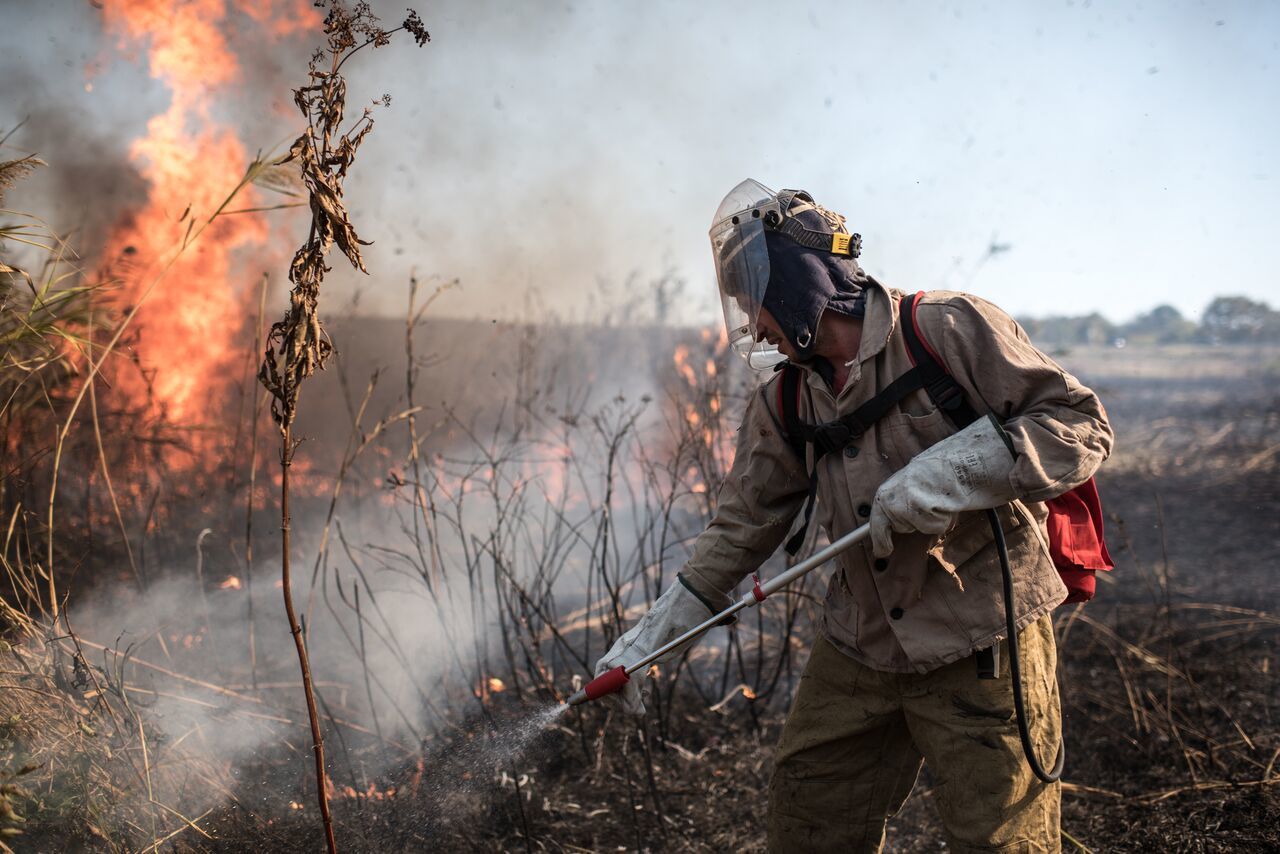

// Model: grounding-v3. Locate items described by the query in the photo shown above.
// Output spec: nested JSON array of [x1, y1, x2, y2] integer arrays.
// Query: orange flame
[[487, 677, 506, 693], [334, 783, 397, 801], [98, 1, 318, 425], [218, 575, 242, 590], [672, 326, 737, 481], [672, 345, 698, 388]]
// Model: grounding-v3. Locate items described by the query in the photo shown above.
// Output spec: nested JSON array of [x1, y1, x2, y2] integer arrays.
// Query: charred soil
[[4, 342, 1276, 853], [198, 346, 1280, 851]]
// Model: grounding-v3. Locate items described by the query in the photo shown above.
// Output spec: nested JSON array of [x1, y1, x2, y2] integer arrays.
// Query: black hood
[[760, 191, 870, 361]]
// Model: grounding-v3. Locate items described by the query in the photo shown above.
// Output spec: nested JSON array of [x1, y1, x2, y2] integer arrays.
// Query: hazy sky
[[2, 0, 1276, 325]]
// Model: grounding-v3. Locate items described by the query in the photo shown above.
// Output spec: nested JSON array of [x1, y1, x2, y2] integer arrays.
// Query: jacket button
[[874, 558, 888, 571], [844, 445, 859, 459], [890, 607, 904, 620], [857, 503, 871, 517]]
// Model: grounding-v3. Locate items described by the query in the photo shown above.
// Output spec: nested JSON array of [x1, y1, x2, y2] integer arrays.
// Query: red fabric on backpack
[[1044, 478, 1113, 603]]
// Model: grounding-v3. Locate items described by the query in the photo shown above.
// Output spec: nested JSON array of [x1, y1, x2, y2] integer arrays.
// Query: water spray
[[564, 522, 872, 707]]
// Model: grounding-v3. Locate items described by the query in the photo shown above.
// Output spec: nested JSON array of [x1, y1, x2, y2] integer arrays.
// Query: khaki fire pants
[[767, 616, 1062, 853]]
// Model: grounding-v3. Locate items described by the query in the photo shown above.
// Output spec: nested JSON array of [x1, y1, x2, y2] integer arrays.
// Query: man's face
[[755, 307, 798, 360]]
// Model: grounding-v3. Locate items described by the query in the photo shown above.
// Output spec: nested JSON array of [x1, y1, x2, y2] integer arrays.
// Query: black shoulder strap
[[780, 361, 928, 453], [777, 363, 819, 556], [775, 293, 981, 556], [899, 291, 979, 429], [777, 359, 932, 555], [778, 363, 807, 461]]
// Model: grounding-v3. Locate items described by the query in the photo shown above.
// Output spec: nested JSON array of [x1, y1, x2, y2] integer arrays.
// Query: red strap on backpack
[[902, 292, 1114, 604]]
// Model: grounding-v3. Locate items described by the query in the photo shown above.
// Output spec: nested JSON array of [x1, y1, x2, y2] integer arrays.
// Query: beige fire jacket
[[680, 282, 1113, 673]]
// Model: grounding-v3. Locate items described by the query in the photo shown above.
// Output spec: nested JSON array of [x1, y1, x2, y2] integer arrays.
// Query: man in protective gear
[[594, 179, 1113, 852]]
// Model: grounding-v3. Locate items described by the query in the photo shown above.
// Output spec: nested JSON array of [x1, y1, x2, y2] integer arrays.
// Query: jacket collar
[[854, 277, 896, 365]]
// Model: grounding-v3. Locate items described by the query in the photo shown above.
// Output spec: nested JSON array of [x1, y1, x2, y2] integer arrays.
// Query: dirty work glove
[[871, 415, 1018, 558], [594, 578, 715, 715]]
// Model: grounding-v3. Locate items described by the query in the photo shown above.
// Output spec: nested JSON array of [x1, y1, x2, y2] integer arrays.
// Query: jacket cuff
[[677, 572, 736, 625], [987, 413, 1017, 459]]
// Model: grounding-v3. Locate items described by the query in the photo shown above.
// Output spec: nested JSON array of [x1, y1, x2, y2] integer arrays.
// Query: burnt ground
[[8, 342, 1273, 853], [166, 344, 1280, 853]]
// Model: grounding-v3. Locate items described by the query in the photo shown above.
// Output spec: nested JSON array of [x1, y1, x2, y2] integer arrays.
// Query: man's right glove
[[870, 414, 1018, 558], [593, 578, 715, 715]]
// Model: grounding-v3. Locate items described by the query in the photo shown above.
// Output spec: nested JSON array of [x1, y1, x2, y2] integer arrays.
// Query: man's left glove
[[871, 415, 1018, 558], [593, 578, 715, 715]]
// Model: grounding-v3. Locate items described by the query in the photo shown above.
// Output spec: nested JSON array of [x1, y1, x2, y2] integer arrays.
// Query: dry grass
[[0, 615, 229, 853]]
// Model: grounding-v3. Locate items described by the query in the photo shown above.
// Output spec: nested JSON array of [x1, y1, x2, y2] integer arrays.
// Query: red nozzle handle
[[584, 665, 630, 701]]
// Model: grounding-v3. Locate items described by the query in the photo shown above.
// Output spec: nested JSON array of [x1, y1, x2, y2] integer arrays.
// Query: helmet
[[710, 179, 862, 370]]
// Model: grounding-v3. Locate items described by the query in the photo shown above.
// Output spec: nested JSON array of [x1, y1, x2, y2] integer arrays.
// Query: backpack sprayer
[[563, 508, 1064, 785]]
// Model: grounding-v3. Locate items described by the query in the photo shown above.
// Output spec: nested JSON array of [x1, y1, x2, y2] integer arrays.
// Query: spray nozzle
[[564, 665, 629, 707]]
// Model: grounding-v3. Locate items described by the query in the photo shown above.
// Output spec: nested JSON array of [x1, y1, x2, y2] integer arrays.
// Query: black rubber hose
[[987, 508, 1065, 784]]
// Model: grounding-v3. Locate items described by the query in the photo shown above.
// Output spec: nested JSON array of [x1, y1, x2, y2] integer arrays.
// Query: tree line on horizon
[[1016, 295, 1280, 347]]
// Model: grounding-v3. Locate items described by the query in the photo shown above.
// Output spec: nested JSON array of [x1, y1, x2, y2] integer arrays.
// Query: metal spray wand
[[565, 522, 871, 706]]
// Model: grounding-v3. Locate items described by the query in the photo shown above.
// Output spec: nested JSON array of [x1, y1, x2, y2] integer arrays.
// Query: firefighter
[[594, 180, 1114, 852]]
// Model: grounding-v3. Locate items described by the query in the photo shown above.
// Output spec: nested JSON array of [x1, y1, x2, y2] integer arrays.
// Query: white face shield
[[709, 179, 787, 371]]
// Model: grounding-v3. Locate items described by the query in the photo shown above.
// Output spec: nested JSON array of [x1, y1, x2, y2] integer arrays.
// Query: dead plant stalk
[[257, 6, 429, 852]]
